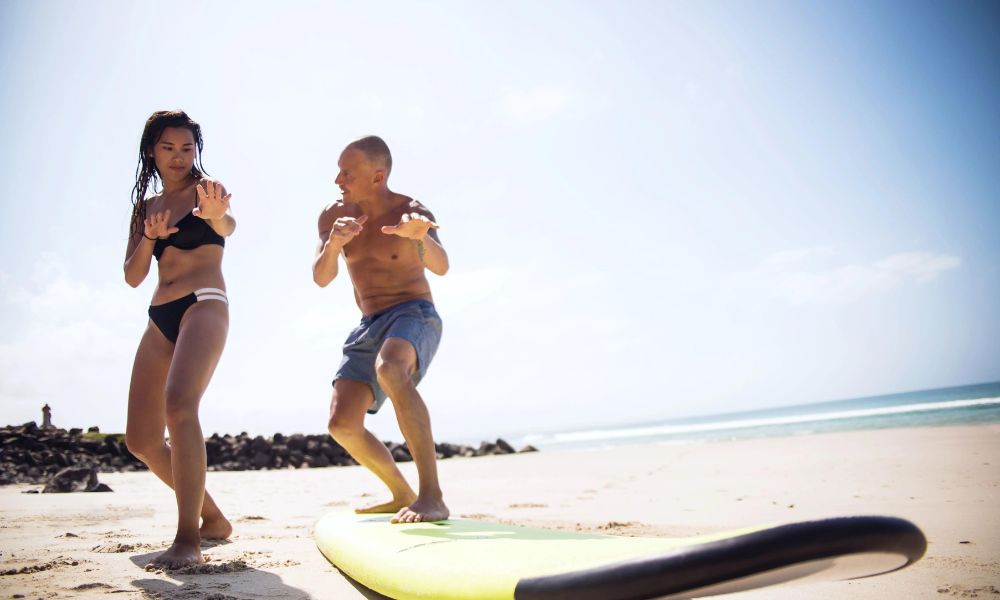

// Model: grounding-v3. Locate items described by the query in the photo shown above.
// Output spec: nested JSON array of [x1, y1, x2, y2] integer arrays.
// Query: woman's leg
[[124, 322, 232, 541], [145, 300, 229, 569]]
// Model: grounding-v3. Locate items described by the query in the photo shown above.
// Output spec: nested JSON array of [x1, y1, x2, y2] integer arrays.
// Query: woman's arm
[[195, 180, 236, 237], [124, 208, 177, 287]]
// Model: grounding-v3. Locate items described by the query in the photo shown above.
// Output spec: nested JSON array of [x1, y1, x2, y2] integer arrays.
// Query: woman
[[123, 110, 235, 569]]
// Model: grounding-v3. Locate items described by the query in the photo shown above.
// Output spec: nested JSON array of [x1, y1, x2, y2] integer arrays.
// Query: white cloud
[[737, 248, 961, 306], [759, 246, 837, 269], [0, 254, 143, 426], [874, 252, 962, 283], [494, 84, 572, 125]]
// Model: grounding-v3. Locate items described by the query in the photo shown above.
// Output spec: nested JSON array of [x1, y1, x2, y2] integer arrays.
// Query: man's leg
[[375, 337, 449, 523], [328, 379, 417, 513]]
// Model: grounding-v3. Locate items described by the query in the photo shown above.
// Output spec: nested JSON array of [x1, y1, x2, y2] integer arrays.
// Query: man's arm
[[313, 206, 367, 287], [414, 228, 448, 276], [381, 206, 449, 276], [313, 208, 341, 287]]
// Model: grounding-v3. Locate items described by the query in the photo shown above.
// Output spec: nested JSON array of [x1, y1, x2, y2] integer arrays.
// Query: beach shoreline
[[2, 424, 998, 598]]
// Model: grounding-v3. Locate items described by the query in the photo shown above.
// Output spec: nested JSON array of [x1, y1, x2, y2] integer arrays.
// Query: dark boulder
[[252, 451, 271, 469], [287, 434, 306, 451], [250, 436, 271, 454], [495, 438, 516, 454], [390, 443, 412, 462], [42, 465, 112, 493]]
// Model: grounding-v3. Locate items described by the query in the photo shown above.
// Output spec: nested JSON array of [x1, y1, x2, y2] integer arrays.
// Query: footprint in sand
[[598, 521, 638, 531], [257, 559, 302, 568], [154, 559, 249, 575], [71, 583, 113, 591], [1, 557, 80, 575], [91, 543, 155, 553], [937, 584, 999, 597], [100, 529, 135, 539]]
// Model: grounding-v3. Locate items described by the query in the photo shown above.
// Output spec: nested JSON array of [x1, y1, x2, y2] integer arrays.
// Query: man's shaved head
[[345, 135, 392, 175]]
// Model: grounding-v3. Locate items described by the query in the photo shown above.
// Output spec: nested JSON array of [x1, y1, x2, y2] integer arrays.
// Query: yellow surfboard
[[314, 512, 925, 600]]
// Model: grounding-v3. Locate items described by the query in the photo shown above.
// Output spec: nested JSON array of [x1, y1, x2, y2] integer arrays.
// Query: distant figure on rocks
[[313, 136, 450, 523], [42, 404, 52, 429], [122, 110, 236, 570]]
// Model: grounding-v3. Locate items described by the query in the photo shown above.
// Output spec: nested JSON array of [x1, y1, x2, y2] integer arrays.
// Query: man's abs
[[347, 262, 432, 316]]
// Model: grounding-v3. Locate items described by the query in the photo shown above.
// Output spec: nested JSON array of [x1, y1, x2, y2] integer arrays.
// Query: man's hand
[[328, 214, 368, 246], [144, 209, 179, 239], [381, 212, 439, 240], [193, 181, 232, 221]]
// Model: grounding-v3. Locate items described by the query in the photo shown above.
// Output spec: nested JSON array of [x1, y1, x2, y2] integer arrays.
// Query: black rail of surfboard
[[513, 515, 926, 600]]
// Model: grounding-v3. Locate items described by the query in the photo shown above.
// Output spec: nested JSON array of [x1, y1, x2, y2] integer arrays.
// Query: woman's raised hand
[[193, 181, 232, 221], [144, 209, 178, 240]]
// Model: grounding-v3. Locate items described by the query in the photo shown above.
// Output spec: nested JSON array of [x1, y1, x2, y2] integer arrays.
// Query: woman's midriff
[[151, 246, 226, 306]]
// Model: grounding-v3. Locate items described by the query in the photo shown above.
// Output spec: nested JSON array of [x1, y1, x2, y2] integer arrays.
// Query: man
[[313, 136, 450, 523]]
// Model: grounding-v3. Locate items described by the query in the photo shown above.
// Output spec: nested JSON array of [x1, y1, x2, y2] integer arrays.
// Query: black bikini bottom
[[148, 287, 228, 343]]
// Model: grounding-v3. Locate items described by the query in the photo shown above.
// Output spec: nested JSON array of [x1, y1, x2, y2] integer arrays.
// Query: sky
[[1, 0, 998, 444]]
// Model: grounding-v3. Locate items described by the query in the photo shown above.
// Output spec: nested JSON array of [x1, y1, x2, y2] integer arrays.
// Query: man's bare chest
[[344, 222, 415, 264]]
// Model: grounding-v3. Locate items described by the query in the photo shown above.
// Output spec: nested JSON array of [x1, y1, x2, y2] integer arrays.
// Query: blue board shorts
[[333, 299, 443, 414]]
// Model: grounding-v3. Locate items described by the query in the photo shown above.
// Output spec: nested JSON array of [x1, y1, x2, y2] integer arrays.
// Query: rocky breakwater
[[0, 422, 141, 486], [1, 422, 537, 486]]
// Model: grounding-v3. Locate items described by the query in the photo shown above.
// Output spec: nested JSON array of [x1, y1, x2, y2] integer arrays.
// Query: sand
[[1, 424, 998, 599]]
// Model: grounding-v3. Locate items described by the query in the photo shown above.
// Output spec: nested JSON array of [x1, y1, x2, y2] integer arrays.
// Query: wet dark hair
[[346, 135, 392, 175], [129, 110, 207, 242]]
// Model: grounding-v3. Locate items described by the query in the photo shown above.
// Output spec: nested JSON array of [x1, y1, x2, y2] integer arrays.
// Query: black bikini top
[[152, 198, 225, 261]]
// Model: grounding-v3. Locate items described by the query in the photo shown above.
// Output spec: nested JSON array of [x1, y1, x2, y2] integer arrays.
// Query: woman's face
[[151, 126, 196, 184]]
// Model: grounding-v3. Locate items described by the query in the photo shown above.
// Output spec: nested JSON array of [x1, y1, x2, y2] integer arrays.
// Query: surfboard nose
[[513, 516, 927, 600]]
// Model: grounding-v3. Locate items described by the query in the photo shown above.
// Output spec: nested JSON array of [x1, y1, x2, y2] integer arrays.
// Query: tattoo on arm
[[415, 240, 426, 263]]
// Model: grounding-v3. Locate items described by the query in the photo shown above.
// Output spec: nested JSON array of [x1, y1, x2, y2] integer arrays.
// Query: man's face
[[335, 148, 374, 200]]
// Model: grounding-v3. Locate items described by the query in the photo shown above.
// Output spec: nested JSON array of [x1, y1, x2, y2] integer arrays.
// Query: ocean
[[518, 381, 1000, 451]]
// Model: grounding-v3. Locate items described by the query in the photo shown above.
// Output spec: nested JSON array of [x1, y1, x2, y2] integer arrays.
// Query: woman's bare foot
[[144, 540, 203, 570], [391, 495, 449, 523], [200, 514, 233, 540], [355, 493, 417, 515]]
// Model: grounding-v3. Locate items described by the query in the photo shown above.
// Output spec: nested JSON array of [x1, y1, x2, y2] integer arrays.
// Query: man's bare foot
[[144, 540, 203, 570], [200, 515, 233, 540], [391, 496, 449, 523], [355, 493, 417, 515]]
